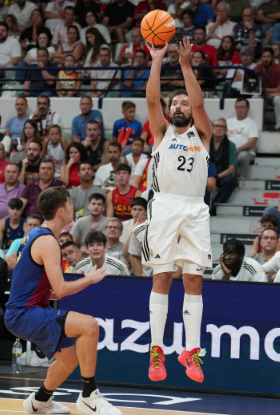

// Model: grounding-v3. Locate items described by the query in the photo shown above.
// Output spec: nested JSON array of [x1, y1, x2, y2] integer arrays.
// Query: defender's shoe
[[178, 347, 204, 383], [23, 392, 71, 413], [77, 389, 123, 415], [148, 345, 167, 382]]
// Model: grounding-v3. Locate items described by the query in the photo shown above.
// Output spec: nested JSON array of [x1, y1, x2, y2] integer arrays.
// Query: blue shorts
[[4, 307, 75, 360]]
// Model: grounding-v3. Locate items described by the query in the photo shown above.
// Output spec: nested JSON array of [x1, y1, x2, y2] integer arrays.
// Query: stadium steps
[[254, 157, 280, 167]]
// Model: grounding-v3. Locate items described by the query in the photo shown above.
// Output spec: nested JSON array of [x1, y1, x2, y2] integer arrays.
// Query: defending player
[[5, 187, 122, 415], [144, 38, 213, 383]]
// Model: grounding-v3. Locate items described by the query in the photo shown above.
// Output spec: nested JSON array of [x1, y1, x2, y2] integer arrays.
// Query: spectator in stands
[[121, 49, 150, 98], [176, 0, 213, 27], [54, 26, 84, 66], [160, 44, 184, 93], [119, 196, 147, 243], [8, 0, 37, 32], [250, 214, 279, 253], [75, 230, 130, 275], [61, 142, 88, 188], [125, 137, 147, 182], [4, 14, 20, 39], [20, 10, 52, 52], [30, 95, 62, 138], [212, 238, 267, 281], [262, 244, 280, 282], [71, 193, 107, 253], [141, 98, 170, 153], [42, 125, 68, 179], [255, 47, 280, 131], [132, 156, 154, 193], [0, 198, 24, 250], [56, 55, 82, 96], [75, 0, 100, 28], [225, 46, 256, 98], [10, 120, 41, 165], [105, 217, 126, 261], [209, 118, 237, 215], [175, 9, 195, 42], [45, 0, 76, 36], [61, 241, 83, 272], [82, 120, 109, 170], [0, 163, 24, 220], [69, 162, 106, 219], [106, 164, 141, 221], [117, 27, 149, 66], [191, 50, 216, 96], [102, 0, 135, 43], [112, 101, 142, 155], [192, 26, 217, 65], [90, 45, 121, 98], [224, 0, 251, 22], [233, 7, 262, 54], [52, 6, 81, 44], [271, 42, 280, 63], [18, 141, 42, 185], [227, 97, 258, 177], [93, 141, 121, 192], [256, 0, 280, 27], [4, 97, 29, 144], [0, 22, 21, 78], [213, 36, 240, 79], [20, 159, 65, 217], [22, 48, 58, 98], [82, 27, 106, 78], [0, 143, 8, 184], [249, 229, 279, 266], [71, 96, 104, 142], [206, 2, 236, 48], [59, 231, 73, 246], [5, 214, 42, 268], [80, 11, 111, 45], [134, 0, 166, 27], [0, 0, 8, 21]]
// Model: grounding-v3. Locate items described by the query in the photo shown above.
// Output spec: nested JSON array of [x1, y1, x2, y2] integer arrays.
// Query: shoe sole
[[178, 355, 204, 383]]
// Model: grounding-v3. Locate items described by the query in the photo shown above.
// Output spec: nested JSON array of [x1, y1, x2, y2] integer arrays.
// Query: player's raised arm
[[176, 38, 212, 145], [146, 42, 170, 149]]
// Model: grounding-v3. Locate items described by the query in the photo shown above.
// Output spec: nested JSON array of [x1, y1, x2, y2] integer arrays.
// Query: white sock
[[183, 293, 203, 351], [149, 292, 168, 350]]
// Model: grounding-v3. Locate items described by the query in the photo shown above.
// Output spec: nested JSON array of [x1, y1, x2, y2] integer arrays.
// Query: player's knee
[[87, 317, 99, 337], [153, 272, 173, 293]]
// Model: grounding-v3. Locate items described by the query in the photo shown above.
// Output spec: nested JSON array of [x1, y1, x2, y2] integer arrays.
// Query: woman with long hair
[[4, 14, 20, 39], [10, 120, 41, 164], [191, 50, 215, 96], [83, 27, 106, 76], [61, 142, 88, 188], [213, 36, 240, 78], [20, 9, 52, 52], [54, 25, 84, 65]]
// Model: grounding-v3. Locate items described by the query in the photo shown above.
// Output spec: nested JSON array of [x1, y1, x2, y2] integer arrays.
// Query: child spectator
[[250, 215, 280, 254], [125, 137, 147, 184], [213, 36, 240, 79], [56, 54, 82, 97], [61, 142, 88, 188], [59, 231, 73, 246], [42, 125, 68, 179], [0, 198, 24, 251], [112, 101, 142, 157]]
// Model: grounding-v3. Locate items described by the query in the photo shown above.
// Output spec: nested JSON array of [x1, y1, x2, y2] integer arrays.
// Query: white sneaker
[[76, 389, 123, 415], [23, 392, 71, 414]]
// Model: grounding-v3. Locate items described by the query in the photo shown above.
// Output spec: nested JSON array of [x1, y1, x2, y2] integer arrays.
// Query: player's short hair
[[107, 217, 123, 231], [79, 161, 93, 171], [223, 238, 245, 257], [59, 231, 73, 240], [235, 97, 250, 107], [261, 214, 278, 227], [61, 241, 79, 250], [26, 214, 43, 224], [85, 230, 107, 247], [262, 228, 278, 238], [8, 198, 23, 210], [132, 137, 144, 147], [88, 193, 106, 204], [122, 100, 136, 111], [109, 141, 122, 152], [168, 89, 188, 109], [115, 163, 131, 175], [47, 124, 61, 133], [131, 197, 147, 210], [37, 186, 70, 220]]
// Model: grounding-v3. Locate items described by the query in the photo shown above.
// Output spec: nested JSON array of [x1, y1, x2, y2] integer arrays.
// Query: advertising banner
[[60, 276, 280, 394]]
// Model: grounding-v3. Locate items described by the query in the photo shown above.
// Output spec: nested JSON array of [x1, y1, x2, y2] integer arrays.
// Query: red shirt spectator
[[254, 62, 280, 89], [213, 50, 240, 66], [192, 27, 216, 65], [0, 147, 8, 184], [134, 0, 167, 27]]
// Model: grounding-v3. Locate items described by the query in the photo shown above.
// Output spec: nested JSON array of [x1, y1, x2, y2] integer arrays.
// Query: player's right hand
[[82, 266, 108, 284], [145, 41, 169, 60]]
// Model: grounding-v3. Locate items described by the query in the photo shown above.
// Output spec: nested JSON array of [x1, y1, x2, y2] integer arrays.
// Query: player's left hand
[[175, 37, 193, 66]]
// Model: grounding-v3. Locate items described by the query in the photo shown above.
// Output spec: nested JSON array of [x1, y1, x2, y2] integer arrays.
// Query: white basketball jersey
[[152, 124, 209, 197]]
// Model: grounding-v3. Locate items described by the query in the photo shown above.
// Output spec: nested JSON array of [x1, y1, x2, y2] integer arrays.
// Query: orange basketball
[[141, 10, 176, 46]]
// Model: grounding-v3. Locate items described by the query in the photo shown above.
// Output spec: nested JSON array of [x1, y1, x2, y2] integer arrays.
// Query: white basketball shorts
[[142, 192, 212, 270]]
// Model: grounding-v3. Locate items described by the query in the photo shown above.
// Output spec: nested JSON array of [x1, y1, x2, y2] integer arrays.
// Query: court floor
[[0, 375, 279, 415]]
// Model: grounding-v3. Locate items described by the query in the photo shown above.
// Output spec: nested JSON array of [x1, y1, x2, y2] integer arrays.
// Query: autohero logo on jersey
[[96, 318, 280, 362], [168, 144, 201, 152]]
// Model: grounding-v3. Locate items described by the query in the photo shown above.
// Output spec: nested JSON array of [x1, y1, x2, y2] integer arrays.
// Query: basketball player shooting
[[144, 38, 213, 383], [5, 187, 122, 415]]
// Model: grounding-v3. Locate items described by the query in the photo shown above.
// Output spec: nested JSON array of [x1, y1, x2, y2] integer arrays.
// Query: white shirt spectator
[[30, 111, 62, 136], [90, 61, 120, 92], [212, 256, 267, 282], [125, 153, 147, 184], [206, 20, 236, 48], [80, 24, 111, 45], [75, 254, 130, 276], [0, 36, 21, 66], [8, 1, 37, 27], [227, 116, 259, 154], [45, 0, 75, 35], [226, 62, 256, 92], [262, 252, 280, 283], [93, 162, 118, 191]]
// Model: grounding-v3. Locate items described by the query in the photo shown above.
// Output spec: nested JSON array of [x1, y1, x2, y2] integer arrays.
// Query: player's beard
[[171, 112, 192, 128]]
